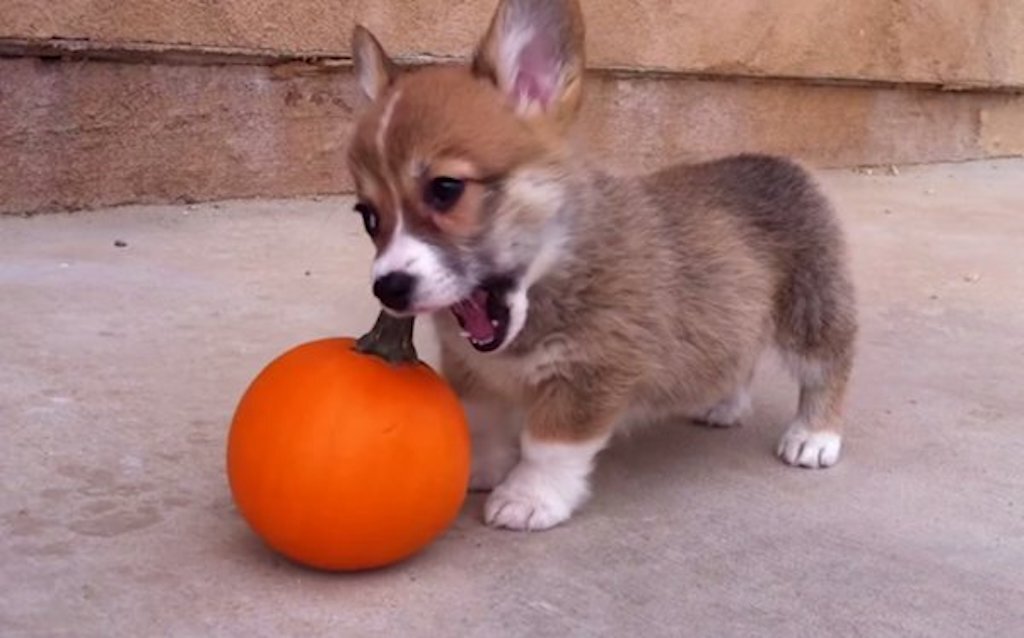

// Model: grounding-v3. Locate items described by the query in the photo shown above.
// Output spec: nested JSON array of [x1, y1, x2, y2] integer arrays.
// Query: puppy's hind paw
[[696, 390, 751, 428], [777, 424, 842, 468]]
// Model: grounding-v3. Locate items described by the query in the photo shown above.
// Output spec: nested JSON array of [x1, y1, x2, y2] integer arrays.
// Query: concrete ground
[[1, 160, 1022, 637]]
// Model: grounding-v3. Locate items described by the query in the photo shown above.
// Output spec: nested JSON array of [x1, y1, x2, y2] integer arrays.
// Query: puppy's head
[[347, 0, 585, 353]]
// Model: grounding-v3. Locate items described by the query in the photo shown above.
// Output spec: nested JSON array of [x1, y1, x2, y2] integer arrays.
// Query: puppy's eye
[[424, 177, 465, 213], [353, 202, 379, 237]]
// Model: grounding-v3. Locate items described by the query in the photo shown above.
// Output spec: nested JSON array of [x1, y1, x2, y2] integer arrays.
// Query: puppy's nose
[[373, 272, 416, 312]]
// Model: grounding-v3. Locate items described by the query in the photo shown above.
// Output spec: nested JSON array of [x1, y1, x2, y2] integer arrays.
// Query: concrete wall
[[4, 0, 1023, 88], [2, 0, 1023, 214]]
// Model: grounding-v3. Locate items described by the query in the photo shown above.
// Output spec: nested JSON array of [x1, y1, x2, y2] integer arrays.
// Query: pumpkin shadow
[[222, 498, 484, 578]]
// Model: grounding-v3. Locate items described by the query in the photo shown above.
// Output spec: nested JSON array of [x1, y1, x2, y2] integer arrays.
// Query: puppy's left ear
[[472, 0, 586, 128], [352, 25, 396, 101]]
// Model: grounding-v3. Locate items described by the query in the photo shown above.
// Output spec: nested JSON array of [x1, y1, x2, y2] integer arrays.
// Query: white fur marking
[[493, 170, 568, 350], [502, 288, 530, 352], [375, 89, 401, 160], [499, 232, 565, 349], [777, 424, 842, 468], [375, 90, 406, 244], [485, 433, 608, 531], [373, 224, 462, 312], [369, 89, 466, 313]]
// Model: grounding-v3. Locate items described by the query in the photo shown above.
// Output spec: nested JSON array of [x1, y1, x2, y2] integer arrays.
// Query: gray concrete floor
[[2, 160, 1023, 637]]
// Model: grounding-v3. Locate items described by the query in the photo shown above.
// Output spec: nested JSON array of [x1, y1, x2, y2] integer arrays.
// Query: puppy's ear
[[352, 25, 396, 101], [472, 0, 585, 127]]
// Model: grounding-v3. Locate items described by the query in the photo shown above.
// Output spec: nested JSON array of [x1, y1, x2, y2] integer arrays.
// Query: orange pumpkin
[[227, 316, 470, 571]]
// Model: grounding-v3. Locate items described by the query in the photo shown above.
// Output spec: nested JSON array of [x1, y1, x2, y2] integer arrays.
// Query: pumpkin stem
[[355, 311, 420, 365]]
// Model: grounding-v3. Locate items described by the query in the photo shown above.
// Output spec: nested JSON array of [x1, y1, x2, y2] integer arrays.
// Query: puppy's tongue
[[452, 289, 495, 343]]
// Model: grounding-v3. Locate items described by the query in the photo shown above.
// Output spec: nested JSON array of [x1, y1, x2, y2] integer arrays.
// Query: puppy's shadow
[[593, 389, 796, 501]]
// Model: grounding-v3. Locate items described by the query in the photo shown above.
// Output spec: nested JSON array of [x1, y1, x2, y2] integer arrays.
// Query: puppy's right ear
[[352, 25, 396, 101], [472, 0, 585, 128]]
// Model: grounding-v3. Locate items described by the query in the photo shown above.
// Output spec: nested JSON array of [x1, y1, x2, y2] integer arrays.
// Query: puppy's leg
[[484, 432, 609, 531], [697, 367, 756, 428], [463, 399, 521, 492], [484, 378, 620, 531], [439, 349, 520, 491], [777, 353, 852, 468], [773, 237, 856, 468]]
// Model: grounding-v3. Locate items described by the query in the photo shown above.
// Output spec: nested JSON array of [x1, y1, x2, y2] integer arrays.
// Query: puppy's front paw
[[777, 423, 842, 468], [485, 490, 568, 531], [483, 461, 587, 531]]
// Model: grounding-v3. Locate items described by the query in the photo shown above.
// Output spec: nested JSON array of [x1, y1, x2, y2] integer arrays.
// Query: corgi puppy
[[347, 0, 856, 531]]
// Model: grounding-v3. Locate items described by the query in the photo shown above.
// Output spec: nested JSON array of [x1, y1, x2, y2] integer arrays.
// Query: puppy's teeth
[[490, 320, 499, 327], [459, 330, 470, 338]]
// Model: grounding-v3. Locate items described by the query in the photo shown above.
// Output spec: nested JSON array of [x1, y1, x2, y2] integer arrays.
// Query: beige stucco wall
[[2, 1, 1023, 214], [2, 0, 1023, 88], [4, 55, 1023, 215]]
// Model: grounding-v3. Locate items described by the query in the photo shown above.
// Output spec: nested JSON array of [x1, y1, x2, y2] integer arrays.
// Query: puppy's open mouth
[[449, 279, 513, 352]]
